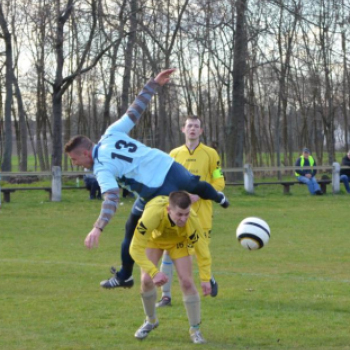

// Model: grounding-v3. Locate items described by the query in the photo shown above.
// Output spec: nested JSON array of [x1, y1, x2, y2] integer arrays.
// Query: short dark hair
[[183, 115, 202, 127], [169, 191, 191, 209], [64, 135, 93, 153]]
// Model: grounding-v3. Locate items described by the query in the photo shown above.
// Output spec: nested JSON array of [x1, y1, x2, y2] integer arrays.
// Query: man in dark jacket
[[83, 173, 102, 200], [340, 150, 350, 193], [295, 148, 323, 195]]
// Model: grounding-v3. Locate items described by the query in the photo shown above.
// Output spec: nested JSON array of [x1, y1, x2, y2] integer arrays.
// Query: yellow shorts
[[147, 238, 195, 260]]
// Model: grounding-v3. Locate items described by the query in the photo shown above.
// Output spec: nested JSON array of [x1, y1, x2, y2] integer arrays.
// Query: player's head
[[182, 115, 203, 142], [64, 135, 94, 169], [167, 191, 192, 227]]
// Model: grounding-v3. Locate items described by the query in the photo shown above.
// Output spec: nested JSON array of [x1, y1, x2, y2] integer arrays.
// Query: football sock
[[141, 288, 157, 321], [183, 292, 201, 327], [160, 253, 173, 298]]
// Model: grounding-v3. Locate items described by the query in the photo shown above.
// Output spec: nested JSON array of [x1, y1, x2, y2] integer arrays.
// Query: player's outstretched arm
[[84, 190, 120, 249], [105, 68, 176, 135]]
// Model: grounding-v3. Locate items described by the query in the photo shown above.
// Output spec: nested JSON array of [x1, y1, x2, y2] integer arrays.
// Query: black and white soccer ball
[[236, 217, 270, 250]]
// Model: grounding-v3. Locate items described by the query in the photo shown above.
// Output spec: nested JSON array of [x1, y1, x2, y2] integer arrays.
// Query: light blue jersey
[[92, 80, 174, 198]]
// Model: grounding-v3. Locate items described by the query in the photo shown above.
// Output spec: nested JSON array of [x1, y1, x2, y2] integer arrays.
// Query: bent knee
[[141, 273, 153, 288], [179, 278, 195, 292]]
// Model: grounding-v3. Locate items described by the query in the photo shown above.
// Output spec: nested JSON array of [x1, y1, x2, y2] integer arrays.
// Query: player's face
[[68, 149, 93, 169], [168, 205, 191, 227], [182, 119, 203, 141]]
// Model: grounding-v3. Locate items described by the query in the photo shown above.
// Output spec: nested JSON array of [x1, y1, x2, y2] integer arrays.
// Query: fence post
[[244, 163, 254, 194], [52, 166, 62, 201], [332, 162, 340, 194]]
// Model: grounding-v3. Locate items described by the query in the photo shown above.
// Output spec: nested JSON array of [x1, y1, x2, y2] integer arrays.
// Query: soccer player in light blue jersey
[[64, 69, 229, 289]]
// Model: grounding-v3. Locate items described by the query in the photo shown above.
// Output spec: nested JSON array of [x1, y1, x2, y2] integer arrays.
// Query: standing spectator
[[295, 148, 323, 195], [340, 150, 350, 193]]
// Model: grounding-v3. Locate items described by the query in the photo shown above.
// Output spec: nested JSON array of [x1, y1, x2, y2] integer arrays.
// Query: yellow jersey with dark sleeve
[[169, 143, 225, 229], [130, 196, 212, 282]]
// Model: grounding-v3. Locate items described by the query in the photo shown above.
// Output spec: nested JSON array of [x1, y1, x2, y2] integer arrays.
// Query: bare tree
[[137, 0, 190, 151], [225, 0, 248, 181], [0, 1, 14, 172], [50, 0, 124, 167]]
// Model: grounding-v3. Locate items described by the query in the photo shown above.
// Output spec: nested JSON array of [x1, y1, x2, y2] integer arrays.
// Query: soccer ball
[[236, 217, 270, 250]]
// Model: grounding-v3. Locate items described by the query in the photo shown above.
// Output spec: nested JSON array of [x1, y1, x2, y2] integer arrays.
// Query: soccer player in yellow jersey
[[130, 191, 211, 344], [157, 115, 225, 306]]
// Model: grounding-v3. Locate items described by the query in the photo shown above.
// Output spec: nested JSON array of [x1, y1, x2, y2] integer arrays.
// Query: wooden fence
[[0, 163, 349, 207]]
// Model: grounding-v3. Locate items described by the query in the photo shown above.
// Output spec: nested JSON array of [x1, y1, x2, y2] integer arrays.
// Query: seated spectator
[[340, 150, 350, 194], [83, 173, 101, 200], [295, 148, 323, 195]]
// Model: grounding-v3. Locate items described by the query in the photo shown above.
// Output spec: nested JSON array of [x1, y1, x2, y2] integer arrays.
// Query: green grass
[[1, 186, 350, 349]]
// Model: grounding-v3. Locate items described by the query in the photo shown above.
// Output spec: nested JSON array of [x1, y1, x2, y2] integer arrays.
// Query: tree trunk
[[226, 0, 248, 182], [0, 2, 13, 172], [13, 76, 27, 171], [119, 0, 137, 117], [52, 0, 73, 168]]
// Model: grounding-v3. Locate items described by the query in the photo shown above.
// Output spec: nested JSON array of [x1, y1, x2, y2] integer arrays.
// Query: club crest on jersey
[[137, 221, 147, 235], [188, 230, 199, 244]]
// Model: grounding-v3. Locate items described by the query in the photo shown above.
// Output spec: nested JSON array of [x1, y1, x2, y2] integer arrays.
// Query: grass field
[[1, 186, 350, 350]]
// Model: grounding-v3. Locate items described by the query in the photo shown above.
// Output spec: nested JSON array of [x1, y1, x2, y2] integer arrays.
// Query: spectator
[[295, 148, 323, 195], [83, 173, 101, 200], [340, 150, 350, 193]]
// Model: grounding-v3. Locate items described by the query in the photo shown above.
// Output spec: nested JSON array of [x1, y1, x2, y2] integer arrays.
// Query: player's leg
[[297, 175, 313, 194], [135, 248, 163, 340], [310, 177, 323, 195], [202, 229, 218, 297], [152, 162, 229, 208], [156, 251, 174, 307], [100, 198, 145, 288], [173, 255, 206, 344]]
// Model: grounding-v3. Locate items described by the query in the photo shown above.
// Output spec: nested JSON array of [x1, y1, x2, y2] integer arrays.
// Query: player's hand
[[305, 174, 312, 179], [201, 282, 211, 296], [84, 227, 102, 249], [154, 68, 176, 86], [153, 272, 169, 287], [189, 194, 200, 204]]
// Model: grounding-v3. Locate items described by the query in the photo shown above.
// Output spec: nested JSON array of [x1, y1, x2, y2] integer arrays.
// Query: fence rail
[[2, 165, 348, 177], [1, 163, 349, 207]]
